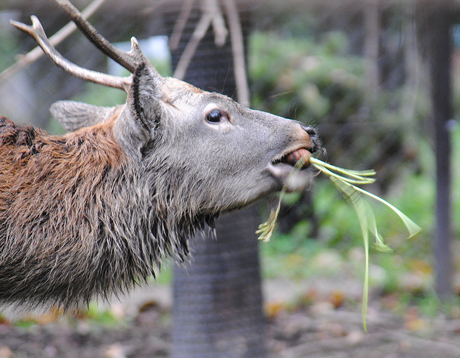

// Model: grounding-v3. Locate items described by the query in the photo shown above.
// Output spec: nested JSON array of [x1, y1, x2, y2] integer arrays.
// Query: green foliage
[[249, 31, 364, 125], [84, 304, 124, 326], [249, 30, 426, 186], [46, 118, 66, 135], [12, 319, 37, 329], [261, 231, 330, 280], [152, 262, 173, 285], [0, 27, 18, 71]]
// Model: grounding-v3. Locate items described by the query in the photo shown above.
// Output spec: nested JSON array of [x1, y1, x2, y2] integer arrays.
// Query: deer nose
[[301, 123, 317, 137], [300, 123, 320, 152]]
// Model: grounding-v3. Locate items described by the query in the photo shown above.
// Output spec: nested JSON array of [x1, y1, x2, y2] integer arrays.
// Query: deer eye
[[206, 109, 226, 123]]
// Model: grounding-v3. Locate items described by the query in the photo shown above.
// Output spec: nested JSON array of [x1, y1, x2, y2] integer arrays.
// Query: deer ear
[[113, 63, 165, 159], [50, 101, 117, 132], [130, 63, 164, 133]]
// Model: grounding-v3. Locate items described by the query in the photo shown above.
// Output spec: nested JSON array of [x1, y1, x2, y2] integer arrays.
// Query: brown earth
[[1, 280, 460, 358]]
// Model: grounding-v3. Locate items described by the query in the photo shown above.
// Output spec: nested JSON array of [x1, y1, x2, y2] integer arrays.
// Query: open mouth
[[269, 147, 314, 192], [272, 148, 311, 169]]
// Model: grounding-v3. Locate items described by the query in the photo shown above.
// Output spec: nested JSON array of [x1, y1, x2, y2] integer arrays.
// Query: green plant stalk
[[312, 157, 421, 329], [324, 169, 421, 240], [258, 154, 421, 330], [361, 207, 370, 333], [256, 192, 284, 243], [311, 158, 376, 178]]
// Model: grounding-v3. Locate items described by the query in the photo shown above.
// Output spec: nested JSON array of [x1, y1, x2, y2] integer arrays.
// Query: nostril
[[301, 124, 317, 137], [299, 123, 320, 152]]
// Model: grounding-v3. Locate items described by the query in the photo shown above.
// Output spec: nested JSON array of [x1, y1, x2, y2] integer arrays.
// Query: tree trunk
[[166, 6, 267, 357], [428, 3, 454, 298], [171, 207, 266, 358], [419, 0, 454, 298]]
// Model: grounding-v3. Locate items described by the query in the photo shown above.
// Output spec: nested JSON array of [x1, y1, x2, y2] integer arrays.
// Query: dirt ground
[[1, 280, 460, 358]]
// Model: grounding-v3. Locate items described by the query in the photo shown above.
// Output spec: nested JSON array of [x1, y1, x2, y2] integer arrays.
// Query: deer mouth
[[272, 148, 311, 169], [269, 147, 313, 191]]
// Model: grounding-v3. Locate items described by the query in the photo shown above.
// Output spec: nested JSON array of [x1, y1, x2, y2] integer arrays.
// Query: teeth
[[272, 148, 311, 169], [283, 149, 310, 168]]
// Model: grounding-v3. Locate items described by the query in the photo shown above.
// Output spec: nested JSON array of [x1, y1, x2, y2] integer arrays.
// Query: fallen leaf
[[265, 301, 285, 319], [328, 289, 346, 309]]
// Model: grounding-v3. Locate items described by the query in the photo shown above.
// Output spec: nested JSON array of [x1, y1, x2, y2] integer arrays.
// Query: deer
[[0, 0, 319, 312]]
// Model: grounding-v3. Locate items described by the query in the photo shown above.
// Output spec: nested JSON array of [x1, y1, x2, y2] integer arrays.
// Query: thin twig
[[172, 0, 229, 80], [173, 10, 212, 80], [169, 0, 194, 50], [207, 0, 227, 47], [0, 0, 105, 83], [222, 0, 250, 107]]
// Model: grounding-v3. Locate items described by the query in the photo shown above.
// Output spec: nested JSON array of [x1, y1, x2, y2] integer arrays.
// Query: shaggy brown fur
[[0, 115, 141, 308]]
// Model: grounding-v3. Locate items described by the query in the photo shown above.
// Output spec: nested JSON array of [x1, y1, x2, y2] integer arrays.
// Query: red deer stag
[[0, 0, 319, 311]]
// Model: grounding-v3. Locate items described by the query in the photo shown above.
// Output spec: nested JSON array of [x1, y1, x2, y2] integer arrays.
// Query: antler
[[11, 16, 132, 90], [11, 0, 159, 91], [54, 0, 141, 73]]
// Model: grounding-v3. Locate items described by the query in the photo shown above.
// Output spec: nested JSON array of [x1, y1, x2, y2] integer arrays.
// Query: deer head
[[11, 0, 319, 209]]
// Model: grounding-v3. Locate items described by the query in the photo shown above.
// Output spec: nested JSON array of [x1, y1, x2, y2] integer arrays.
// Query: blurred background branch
[[0, 0, 105, 83]]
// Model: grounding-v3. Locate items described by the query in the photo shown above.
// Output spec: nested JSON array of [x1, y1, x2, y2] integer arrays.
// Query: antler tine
[[11, 16, 132, 90], [55, 0, 141, 73]]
